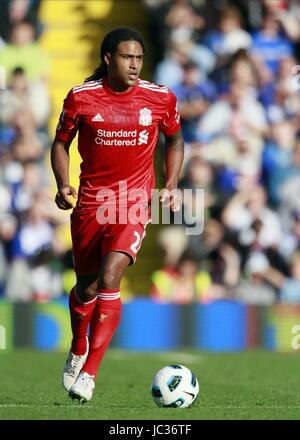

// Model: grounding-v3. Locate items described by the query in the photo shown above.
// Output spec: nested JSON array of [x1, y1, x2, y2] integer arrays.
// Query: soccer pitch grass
[[0, 349, 299, 420]]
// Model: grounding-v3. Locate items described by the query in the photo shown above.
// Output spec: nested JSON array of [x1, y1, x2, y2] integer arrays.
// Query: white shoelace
[[66, 353, 83, 376]]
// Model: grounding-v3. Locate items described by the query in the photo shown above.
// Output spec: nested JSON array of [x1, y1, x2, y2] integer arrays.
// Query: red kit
[[55, 78, 181, 273]]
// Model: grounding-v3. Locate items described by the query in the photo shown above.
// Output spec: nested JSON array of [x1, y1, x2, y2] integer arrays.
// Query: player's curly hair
[[85, 27, 146, 82]]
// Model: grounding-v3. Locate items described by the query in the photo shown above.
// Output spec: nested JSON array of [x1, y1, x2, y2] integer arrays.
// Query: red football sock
[[69, 287, 97, 355], [82, 289, 122, 378]]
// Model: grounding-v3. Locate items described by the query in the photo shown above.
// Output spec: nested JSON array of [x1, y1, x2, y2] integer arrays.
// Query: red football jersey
[[55, 77, 181, 209]]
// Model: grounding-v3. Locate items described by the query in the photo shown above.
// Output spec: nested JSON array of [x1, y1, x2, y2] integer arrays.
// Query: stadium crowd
[[1, 0, 300, 305], [147, 0, 300, 305], [0, 3, 70, 301]]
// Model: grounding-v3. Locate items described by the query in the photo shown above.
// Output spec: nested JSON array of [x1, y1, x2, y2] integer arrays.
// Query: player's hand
[[55, 185, 77, 210], [160, 187, 182, 212]]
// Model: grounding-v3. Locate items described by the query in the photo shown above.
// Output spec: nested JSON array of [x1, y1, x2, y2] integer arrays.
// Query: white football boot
[[62, 336, 89, 392], [69, 371, 95, 403]]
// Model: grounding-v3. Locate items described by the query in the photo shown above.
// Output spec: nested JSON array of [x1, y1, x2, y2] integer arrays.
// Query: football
[[150, 364, 199, 408]]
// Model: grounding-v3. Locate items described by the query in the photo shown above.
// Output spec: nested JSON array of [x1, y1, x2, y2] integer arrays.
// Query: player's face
[[105, 40, 144, 89]]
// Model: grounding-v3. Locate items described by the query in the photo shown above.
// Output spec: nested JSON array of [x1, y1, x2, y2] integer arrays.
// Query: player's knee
[[100, 267, 121, 290], [76, 285, 98, 302]]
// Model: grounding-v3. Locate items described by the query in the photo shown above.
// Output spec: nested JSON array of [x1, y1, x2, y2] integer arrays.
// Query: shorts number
[[130, 231, 141, 254]]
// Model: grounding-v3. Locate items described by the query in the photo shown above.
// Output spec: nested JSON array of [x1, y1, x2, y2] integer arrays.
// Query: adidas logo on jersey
[[92, 113, 104, 122]]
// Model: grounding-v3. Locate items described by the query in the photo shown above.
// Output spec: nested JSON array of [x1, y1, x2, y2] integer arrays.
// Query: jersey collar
[[103, 77, 138, 98]]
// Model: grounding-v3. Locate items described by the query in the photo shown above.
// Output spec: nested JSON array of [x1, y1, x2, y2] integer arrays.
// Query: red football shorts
[[70, 208, 151, 275]]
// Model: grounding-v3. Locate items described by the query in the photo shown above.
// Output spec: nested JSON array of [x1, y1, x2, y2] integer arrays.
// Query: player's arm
[[51, 89, 79, 210], [160, 129, 184, 212], [159, 89, 184, 212], [51, 139, 77, 210]]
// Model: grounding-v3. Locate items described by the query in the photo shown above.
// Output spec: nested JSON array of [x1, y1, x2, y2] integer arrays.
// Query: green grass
[[0, 349, 299, 420]]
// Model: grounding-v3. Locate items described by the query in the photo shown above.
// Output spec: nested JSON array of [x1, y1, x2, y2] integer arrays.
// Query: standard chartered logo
[[138, 129, 149, 145], [95, 129, 149, 146]]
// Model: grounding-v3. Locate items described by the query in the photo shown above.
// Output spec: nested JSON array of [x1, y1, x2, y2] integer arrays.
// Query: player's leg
[[85, 220, 150, 379], [70, 274, 99, 354], [69, 251, 130, 401], [63, 273, 99, 392], [63, 207, 104, 392], [83, 251, 129, 374], [69, 220, 150, 401]]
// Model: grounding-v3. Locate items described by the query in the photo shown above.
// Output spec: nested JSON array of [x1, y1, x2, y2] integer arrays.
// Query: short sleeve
[[55, 89, 80, 143], [159, 90, 181, 137]]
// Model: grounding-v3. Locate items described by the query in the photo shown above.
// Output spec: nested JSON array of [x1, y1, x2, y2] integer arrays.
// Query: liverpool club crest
[[139, 107, 152, 126]]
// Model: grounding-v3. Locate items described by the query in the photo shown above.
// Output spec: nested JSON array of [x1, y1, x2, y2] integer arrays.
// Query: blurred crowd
[[0, 1, 71, 302], [146, 0, 300, 305], [1, 0, 300, 306]]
